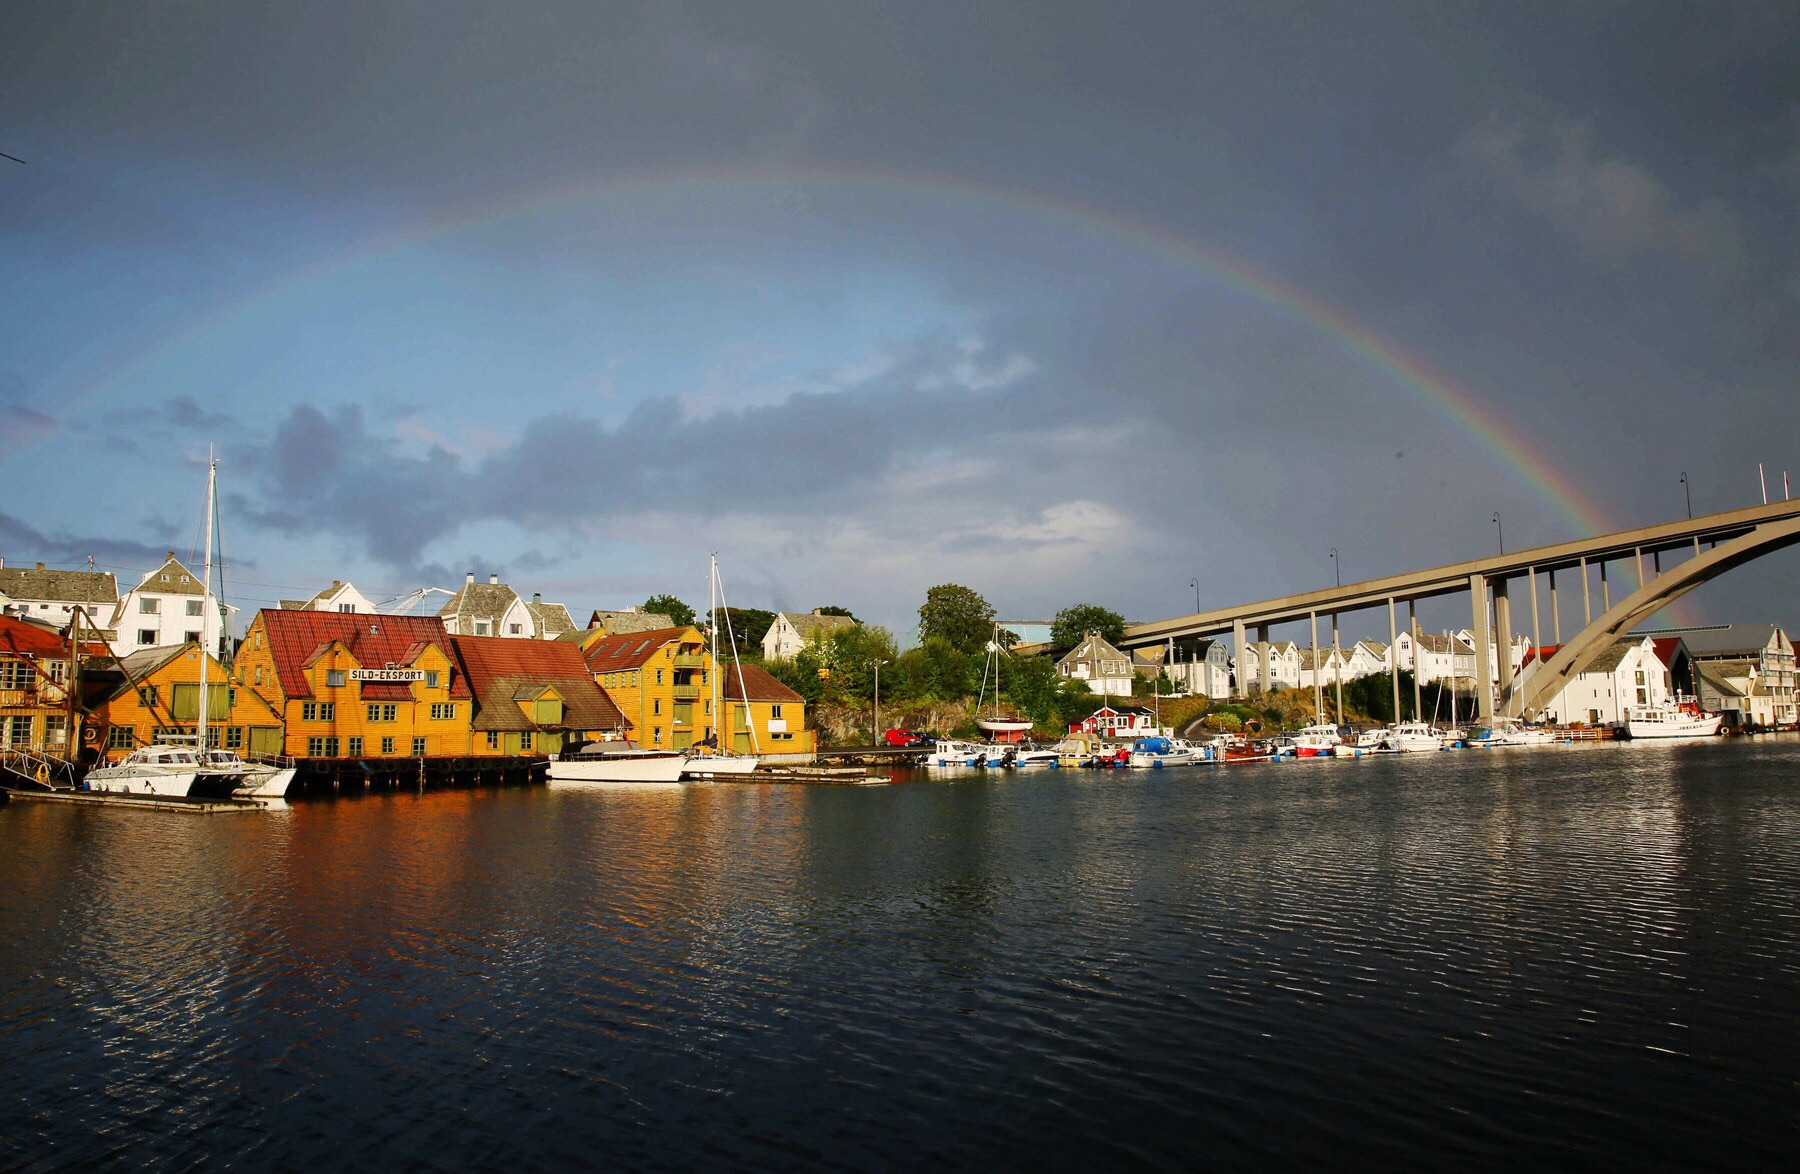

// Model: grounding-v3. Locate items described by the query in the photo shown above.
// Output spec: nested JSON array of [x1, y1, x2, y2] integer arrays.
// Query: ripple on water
[[4, 744, 1800, 1168]]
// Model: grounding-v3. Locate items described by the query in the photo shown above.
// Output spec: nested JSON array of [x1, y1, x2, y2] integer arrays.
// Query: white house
[[1528, 635, 1668, 726], [524, 593, 577, 640], [0, 560, 119, 632], [438, 573, 538, 638], [1238, 641, 1301, 691], [105, 553, 229, 657], [1296, 646, 1352, 691], [1057, 631, 1136, 697], [1166, 638, 1232, 699], [280, 580, 377, 614], [1646, 624, 1796, 728], [761, 610, 857, 660]]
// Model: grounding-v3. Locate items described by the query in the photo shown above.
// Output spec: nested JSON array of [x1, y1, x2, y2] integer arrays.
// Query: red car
[[883, 729, 930, 747]]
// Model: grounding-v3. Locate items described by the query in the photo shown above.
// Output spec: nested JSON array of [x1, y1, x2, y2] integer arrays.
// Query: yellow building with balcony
[[579, 625, 714, 751]]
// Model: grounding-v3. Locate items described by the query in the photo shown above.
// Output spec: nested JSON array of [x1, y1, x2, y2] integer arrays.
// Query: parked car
[[883, 729, 931, 747]]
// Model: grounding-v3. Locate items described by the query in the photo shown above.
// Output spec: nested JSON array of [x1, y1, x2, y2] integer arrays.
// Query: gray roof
[[525, 600, 575, 636], [1058, 631, 1130, 667], [1, 563, 118, 605], [439, 581, 522, 625], [1696, 661, 1751, 698], [1643, 624, 1784, 659], [589, 609, 676, 635], [770, 612, 856, 642], [132, 555, 206, 596], [1581, 637, 1645, 675]]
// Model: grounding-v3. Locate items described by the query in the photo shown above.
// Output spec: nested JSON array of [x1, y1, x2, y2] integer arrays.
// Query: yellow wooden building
[[86, 643, 286, 760]]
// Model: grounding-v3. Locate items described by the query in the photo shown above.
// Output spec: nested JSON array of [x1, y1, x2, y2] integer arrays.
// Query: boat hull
[[1625, 712, 1724, 739], [682, 754, 760, 777], [548, 755, 687, 784]]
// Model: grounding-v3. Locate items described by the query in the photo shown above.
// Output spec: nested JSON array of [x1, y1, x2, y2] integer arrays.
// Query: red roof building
[[451, 635, 629, 755], [717, 661, 814, 757]]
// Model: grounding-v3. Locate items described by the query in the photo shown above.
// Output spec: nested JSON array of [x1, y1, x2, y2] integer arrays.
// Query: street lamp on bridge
[[1492, 513, 1505, 555], [1328, 547, 1340, 587], [1189, 578, 1199, 613], [1680, 471, 1692, 518]]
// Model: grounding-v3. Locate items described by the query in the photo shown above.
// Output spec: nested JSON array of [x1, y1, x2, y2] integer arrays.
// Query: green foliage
[[814, 605, 857, 621], [1050, 603, 1126, 653], [643, 594, 696, 628], [917, 584, 996, 654], [802, 623, 900, 700], [762, 655, 824, 704], [710, 607, 775, 660]]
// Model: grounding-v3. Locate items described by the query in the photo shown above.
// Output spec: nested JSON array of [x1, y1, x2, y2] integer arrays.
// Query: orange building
[[579, 625, 712, 751], [450, 634, 629, 756], [719, 661, 816, 760], [84, 643, 286, 760], [235, 609, 472, 759]]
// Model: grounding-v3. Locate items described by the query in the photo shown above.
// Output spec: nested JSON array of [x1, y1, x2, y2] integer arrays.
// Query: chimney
[[466, 571, 475, 585], [812, 608, 823, 616], [489, 573, 499, 585], [36, 562, 45, 571], [332, 580, 341, 588], [533, 593, 542, 604], [167, 551, 175, 560]]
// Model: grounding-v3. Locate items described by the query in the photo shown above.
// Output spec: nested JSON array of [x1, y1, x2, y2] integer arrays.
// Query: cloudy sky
[[4, 1, 1797, 643]]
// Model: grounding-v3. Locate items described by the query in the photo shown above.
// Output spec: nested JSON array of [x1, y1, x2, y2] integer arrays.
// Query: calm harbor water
[[4, 740, 1800, 1170]]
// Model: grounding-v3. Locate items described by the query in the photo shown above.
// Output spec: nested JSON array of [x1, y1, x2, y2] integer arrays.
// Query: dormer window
[[474, 621, 491, 635], [426, 670, 440, 689]]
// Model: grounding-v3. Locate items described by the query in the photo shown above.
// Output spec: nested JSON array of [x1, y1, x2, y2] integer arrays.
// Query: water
[[4, 740, 1799, 1170]]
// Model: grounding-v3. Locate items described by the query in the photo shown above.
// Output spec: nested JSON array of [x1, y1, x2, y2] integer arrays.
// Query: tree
[[814, 605, 858, 621], [1050, 603, 1126, 653], [643, 594, 695, 628], [709, 606, 775, 659], [917, 584, 996, 654]]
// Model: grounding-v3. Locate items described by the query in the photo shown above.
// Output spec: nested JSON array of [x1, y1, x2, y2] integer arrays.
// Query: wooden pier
[[5, 789, 268, 814]]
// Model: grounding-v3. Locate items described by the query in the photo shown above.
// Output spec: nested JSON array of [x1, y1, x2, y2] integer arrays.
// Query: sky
[[3, 1, 1797, 646]]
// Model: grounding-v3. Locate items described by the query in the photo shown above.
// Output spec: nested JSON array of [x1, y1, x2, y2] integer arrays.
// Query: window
[[338, 603, 353, 613], [138, 629, 157, 645], [366, 703, 397, 722], [185, 600, 203, 616], [224, 727, 243, 750], [412, 736, 427, 756], [46, 661, 66, 684], [0, 662, 29, 689], [381, 737, 395, 754], [254, 631, 263, 650], [1635, 670, 1646, 686], [327, 670, 346, 688], [426, 670, 440, 689], [3, 716, 30, 746], [139, 685, 159, 708], [510, 623, 522, 635], [518, 731, 533, 751], [431, 702, 456, 720], [140, 598, 159, 614], [300, 701, 335, 722], [652, 726, 661, 745], [43, 715, 67, 745], [474, 621, 491, 635], [306, 735, 340, 757], [771, 704, 783, 719], [185, 631, 201, 645], [486, 731, 501, 749], [653, 698, 661, 715], [656, 669, 664, 686], [107, 725, 135, 750], [254, 666, 264, 686], [347, 736, 364, 757]]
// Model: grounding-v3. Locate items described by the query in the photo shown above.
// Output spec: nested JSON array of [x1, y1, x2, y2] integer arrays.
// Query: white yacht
[[84, 744, 271, 799], [1127, 736, 1209, 767], [1625, 700, 1724, 739], [927, 740, 990, 767], [549, 739, 687, 784], [1387, 722, 1445, 752]]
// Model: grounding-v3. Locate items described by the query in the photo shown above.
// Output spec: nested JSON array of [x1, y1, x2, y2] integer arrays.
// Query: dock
[[4, 789, 270, 814]]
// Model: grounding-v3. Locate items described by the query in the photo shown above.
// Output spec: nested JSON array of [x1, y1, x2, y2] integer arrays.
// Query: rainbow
[[49, 164, 1615, 538]]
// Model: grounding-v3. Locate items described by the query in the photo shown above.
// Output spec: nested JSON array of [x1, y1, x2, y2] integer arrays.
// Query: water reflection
[[4, 742, 1800, 1168]]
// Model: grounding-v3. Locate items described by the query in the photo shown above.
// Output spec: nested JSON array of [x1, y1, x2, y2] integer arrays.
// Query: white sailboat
[[682, 555, 761, 778], [85, 454, 293, 800], [974, 625, 1032, 739]]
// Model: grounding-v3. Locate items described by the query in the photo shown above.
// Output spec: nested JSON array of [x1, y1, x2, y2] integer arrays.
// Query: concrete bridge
[[1123, 499, 1800, 722]]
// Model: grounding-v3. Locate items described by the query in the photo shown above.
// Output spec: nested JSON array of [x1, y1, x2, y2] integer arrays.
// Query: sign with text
[[349, 668, 426, 683]]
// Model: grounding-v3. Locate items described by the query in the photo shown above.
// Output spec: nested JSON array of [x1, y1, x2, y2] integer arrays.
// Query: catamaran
[[682, 555, 761, 778]]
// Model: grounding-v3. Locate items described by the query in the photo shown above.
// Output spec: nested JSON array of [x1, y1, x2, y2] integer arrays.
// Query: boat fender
[[35, 763, 50, 784], [1152, 760, 1162, 769]]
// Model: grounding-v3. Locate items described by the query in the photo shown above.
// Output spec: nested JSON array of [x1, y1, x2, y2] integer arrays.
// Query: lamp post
[[1492, 513, 1504, 555], [1189, 578, 1200, 613], [1680, 471, 1692, 518], [1328, 548, 1340, 587]]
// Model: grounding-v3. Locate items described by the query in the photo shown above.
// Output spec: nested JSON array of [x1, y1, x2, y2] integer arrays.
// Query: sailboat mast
[[198, 451, 216, 751], [709, 553, 720, 748]]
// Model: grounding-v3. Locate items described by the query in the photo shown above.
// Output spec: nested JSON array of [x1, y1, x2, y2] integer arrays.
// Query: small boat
[[1387, 721, 1446, 753], [927, 739, 989, 767], [1127, 736, 1209, 767], [1290, 723, 1343, 757], [549, 739, 687, 784], [1624, 698, 1724, 739], [1486, 718, 1556, 747], [1332, 728, 1398, 756], [1219, 735, 1277, 763], [681, 750, 761, 777], [1010, 743, 1062, 766]]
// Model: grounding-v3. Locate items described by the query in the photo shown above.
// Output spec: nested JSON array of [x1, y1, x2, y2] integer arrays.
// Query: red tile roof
[[719, 662, 803, 703], [581, 626, 696, 673], [0, 615, 93, 659], [451, 635, 629, 732], [256, 610, 469, 701]]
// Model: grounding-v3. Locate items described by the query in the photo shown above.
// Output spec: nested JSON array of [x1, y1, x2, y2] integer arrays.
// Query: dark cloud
[[0, 511, 182, 571]]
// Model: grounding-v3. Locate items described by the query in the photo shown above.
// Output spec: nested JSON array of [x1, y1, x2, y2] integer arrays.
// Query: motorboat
[[549, 739, 687, 784], [1219, 735, 1277, 763], [1332, 728, 1398, 756], [1010, 743, 1062, 766], [681, 750, 761, 778], [927, 739, 989, 767], [1127, 736, 1209, 767], [1290, 723, 1343, 757], [1624, 699, 1724, 739], [1387, 721, 1445, 753], [1487, 718, 1556, 747]]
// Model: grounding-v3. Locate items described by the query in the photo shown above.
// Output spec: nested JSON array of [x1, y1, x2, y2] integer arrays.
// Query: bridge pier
[[1258, 624, 1271, 695], [1495, 580, 1515, 715], [1470, 573, 1495, 723], [1233, 619, 1247, 699]]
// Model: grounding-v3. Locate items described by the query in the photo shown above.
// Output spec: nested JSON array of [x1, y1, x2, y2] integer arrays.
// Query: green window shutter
[[249, 727, 283, 755], [534, 698, 563, 725], [171, 683, 199, 720]]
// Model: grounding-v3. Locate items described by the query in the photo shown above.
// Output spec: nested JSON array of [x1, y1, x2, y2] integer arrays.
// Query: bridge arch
[[1516, 514, 1800, 717]]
